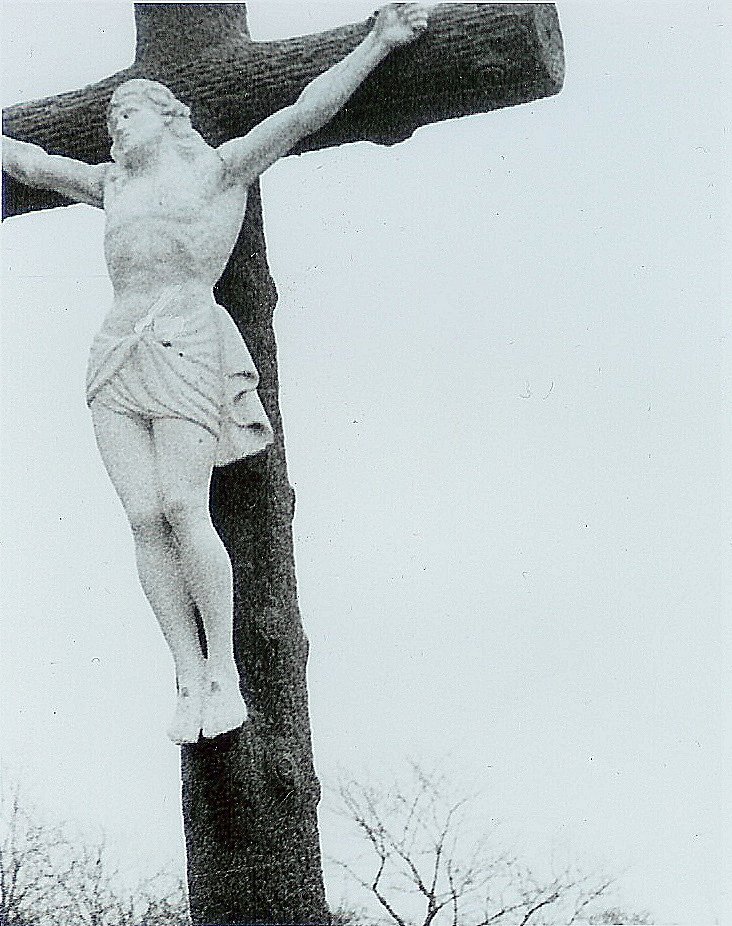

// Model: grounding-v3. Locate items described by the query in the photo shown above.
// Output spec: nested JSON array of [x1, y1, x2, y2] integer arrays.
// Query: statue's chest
[[105, 168, 217, 224]]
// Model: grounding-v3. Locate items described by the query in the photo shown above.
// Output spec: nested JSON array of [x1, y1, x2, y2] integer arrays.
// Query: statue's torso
[[102, 145, 248, 318]]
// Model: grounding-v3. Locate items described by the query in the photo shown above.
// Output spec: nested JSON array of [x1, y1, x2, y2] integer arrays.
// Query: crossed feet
[[167, 661, 247, 745]]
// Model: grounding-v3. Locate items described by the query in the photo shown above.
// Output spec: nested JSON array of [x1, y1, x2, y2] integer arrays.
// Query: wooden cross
[[2, 4, 564, 923]]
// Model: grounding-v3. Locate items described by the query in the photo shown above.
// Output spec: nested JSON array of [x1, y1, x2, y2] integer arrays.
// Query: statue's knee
[[129, 504, 167, 541], [161, 492, 203, 535]]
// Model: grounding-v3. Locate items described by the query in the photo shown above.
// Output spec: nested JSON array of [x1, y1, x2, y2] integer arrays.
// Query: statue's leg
[[91, 403, 206, 743], [151, 416, 247, 738]]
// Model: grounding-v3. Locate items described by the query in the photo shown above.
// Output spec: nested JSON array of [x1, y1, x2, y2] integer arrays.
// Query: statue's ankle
[[176, 666, 206, 692], [206, 657, 240, 680]]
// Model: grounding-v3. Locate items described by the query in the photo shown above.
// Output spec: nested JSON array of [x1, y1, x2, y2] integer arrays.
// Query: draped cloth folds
[[86, 288, 274, 466]]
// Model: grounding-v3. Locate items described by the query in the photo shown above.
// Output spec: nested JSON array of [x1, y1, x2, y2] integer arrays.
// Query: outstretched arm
[[218, 3, 429, 186], [2, 136, 109, 208]]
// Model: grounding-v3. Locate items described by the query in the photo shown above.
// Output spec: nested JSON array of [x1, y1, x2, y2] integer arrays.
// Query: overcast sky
[[1, 2, 728, 923]]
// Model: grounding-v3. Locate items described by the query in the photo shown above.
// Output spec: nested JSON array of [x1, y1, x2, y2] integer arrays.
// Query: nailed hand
[[373, 3, 430, 50]]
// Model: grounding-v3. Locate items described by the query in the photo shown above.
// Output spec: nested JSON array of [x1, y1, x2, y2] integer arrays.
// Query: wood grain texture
[[182, 184, 331, 924], [2, 3, 564, 218]]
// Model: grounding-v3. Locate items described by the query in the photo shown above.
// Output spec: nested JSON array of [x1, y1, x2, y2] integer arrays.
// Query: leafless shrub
[[0, 783, 189, 926], [330, 766, 652, 926]]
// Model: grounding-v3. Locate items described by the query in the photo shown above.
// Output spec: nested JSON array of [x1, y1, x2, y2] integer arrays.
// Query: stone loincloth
[[86, 288, 274, 466]]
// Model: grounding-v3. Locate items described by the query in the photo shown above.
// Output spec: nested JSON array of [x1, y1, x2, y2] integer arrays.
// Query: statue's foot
[[202, 667, 247, 739], [166, 682, 203, 745]]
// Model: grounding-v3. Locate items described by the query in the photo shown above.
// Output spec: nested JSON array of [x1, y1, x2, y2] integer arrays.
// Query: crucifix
[[2, 3, 564, 923]]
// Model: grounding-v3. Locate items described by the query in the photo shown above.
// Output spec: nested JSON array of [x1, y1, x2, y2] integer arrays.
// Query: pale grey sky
[[1, 2, 728, 924]]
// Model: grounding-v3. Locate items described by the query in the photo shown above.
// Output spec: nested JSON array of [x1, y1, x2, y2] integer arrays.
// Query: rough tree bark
[[2, 5, 564, 924], [2, 3, 564, 217]]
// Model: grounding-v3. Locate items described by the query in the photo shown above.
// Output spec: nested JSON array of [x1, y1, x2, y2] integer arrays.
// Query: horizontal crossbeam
[[2, 4, 564, 218]]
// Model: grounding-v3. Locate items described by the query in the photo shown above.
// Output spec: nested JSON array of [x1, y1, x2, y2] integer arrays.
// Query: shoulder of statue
[[211, 147, 242, 192], [104, 162, 123, 184], [101, 162, 127, 203]]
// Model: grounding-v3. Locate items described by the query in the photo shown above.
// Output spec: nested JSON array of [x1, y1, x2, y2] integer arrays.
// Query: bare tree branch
[[0, 784, 190, 926], [517, 888, 560, 925], [568, 879, 615, 924], [334, 767, 650, 926]]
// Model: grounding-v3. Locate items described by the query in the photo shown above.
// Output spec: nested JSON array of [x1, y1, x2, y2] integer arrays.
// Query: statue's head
[[107, 79, 207, 164]]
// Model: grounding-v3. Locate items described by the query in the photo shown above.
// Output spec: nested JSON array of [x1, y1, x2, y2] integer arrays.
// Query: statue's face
[[108, 96, 170, 156]]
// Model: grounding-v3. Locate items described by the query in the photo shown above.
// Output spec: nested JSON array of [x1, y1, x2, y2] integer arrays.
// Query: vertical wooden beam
[[182, 187, 330, 924]]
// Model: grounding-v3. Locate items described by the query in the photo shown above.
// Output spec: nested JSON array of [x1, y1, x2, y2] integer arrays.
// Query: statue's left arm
[[218, 3, 429, 186]]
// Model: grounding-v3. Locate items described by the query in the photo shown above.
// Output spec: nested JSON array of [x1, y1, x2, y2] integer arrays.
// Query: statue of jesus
[[3, 4, 429, 744]]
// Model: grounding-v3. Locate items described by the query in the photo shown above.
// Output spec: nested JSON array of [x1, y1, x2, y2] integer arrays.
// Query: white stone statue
[[2, 4, 429, 744]]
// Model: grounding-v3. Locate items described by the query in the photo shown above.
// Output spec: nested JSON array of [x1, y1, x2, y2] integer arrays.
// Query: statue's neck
[[113, 137, 175, 177]]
